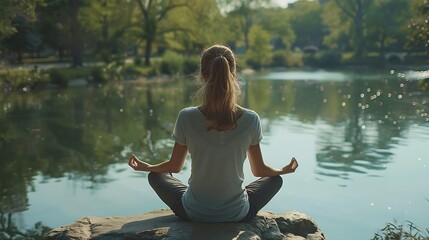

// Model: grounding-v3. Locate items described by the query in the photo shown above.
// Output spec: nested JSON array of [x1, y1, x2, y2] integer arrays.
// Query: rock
[[45, 209, 326, 240]]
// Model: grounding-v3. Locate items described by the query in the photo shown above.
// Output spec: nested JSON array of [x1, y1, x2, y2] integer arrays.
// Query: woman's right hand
[[282, 157, 299, 174], [128, 154, 149, 171]]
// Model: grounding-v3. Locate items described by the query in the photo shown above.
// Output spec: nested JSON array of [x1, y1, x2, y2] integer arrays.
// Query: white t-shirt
[[171, 106, 262, 222]]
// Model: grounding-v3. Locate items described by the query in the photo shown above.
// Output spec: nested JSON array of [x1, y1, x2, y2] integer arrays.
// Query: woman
[[129, 44, 298, 222]]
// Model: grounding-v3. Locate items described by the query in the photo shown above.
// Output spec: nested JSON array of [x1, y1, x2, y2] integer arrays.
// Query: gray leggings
[[147, 172, 283, 222]]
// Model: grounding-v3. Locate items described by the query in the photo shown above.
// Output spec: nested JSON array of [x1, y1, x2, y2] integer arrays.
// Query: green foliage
[[256, 8, 295, 50], [303, 51, 342, 68], [134, 56, 143, 66], [269, 50, 304, 68], [321, 0, 352, 50], [317, 51, 342, 68], [183, 56, 200, 75], [271, 50, 288, 67], [285, 53, 304, 67], [0, 215, 52, 240], [147, 61, 161, 77], [372, 221, 429, 240], [79, 0, 134, 64], [419, 78, 429, 91], [90, 67, 107, 83], [103, 62, 124, 81], [0, 0, 44, 40], [366, 0, 412, 54], [48, 67, 104, 87], [407, 0, 429, 50], [245, 24, 272, 69], [163, 0, 227, 52], [289, 0, 325, 49], [160, 51, 185, 75], [219, 0, 272, 49], [48, 69, 69, 87], [0, 0, 427, 70], [1, 68, 48, 92], [133, 0, 190, 65]]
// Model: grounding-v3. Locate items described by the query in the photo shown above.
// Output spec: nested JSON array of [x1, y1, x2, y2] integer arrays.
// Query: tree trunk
[[144, 38, 153, 66], [69, 0, 83, 67], [354, 21, 364, 59]]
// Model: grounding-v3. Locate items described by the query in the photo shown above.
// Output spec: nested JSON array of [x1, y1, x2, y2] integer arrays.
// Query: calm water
[[1, 69, 428, 239]]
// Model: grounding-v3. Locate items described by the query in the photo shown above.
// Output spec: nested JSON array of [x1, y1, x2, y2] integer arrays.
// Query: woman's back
[[172, 107, 262, 222]]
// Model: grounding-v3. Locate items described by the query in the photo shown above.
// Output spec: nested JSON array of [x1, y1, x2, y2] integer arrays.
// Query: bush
[[133, 56, 143, 66], [271, 50, 288, 67], [160, 50, 184, 75], [183, 56, 200, 75], [245, 58, 262, 70], [303, 51, 342, 68], [285, 53, 304, 67], [147, 61, 161, 77], [48, 69, 69, 87], [317, 51, 342, 68], [103, 62, 124, 81], [419, 78, 429, 91], [303, 54, 318, 67], [90, 67, 107, 83], [270, 50, 304, 68]]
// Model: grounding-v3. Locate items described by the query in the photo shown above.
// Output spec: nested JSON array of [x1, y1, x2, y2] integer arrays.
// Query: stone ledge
[[45, 209, 326, 240]]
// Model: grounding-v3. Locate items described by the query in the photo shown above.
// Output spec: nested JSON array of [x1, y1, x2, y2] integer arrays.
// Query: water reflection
[[0, 70, 428, 233], [0, 80, 195, 234], [245, 72, 428, 180]]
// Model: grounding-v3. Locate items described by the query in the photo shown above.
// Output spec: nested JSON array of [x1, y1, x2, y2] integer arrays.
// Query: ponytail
[[197, 45, 241, 131]]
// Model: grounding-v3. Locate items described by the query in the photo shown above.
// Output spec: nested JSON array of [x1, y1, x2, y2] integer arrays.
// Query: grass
[[372, 221, 429, 240]]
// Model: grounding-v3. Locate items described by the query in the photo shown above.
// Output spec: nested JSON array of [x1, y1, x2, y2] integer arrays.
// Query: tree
[[245, 24, 272, 69], [69, 0, 83, 67], [2, 16, 32, 62], [36, 0, 70, 61], [134, 0, 189, 65], [80, 0, 134, 63], [217, 0, 271, 50], [321, 1, 351, 50], [366, 0, 412, 57], [35, 0, 87, 67], [256, 8, 295, 50], [288, 0, 325, 50], [331, 0, 371, 58], [159, 0, 227, 55], [407, 0, 429, 51], [0, 0, 44, 40]]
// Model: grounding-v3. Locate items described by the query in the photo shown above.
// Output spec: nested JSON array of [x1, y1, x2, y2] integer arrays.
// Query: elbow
[[252, 167, 278, 177], [251, 164, 271, 177], [251, 170, 266, 178], [170, 165, 183, 173]]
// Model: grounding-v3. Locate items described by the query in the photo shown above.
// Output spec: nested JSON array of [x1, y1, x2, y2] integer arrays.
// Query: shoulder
[[241, 107, 260, 120], [177, 107, 202, 120], [178, 107, 198, 115]]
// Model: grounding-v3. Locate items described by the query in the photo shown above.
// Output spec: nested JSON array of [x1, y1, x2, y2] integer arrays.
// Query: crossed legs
[[147, 172, 189, 220], [147, 172, 283, 222]]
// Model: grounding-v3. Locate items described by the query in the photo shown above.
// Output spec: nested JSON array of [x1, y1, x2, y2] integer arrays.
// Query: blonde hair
[[197, 44, 241, 131]]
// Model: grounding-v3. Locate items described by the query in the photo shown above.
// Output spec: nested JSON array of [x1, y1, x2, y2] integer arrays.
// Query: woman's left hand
[[128, 154, 149, 171], [282, 157, 299, 174]]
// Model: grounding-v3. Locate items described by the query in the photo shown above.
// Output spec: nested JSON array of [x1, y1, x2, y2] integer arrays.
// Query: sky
[[272, 0, 298, 8]]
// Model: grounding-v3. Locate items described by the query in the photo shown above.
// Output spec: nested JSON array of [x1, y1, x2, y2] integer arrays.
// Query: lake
[[1, 69, 428, 239]]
